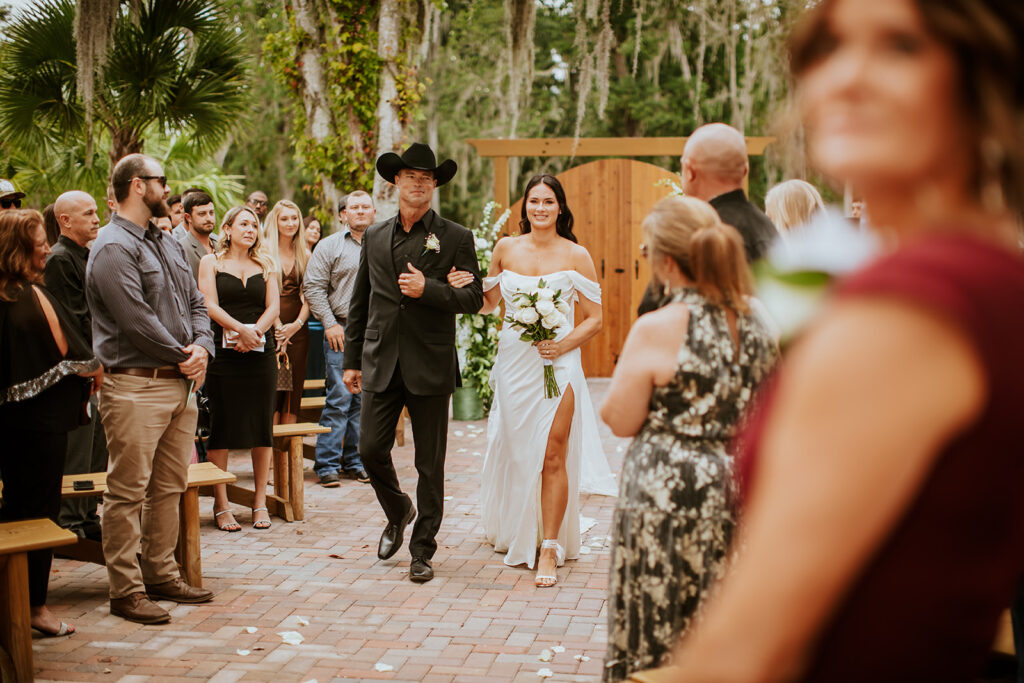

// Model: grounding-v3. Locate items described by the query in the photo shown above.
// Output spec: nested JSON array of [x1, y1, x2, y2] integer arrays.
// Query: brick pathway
[[36, 379, 629, 682]]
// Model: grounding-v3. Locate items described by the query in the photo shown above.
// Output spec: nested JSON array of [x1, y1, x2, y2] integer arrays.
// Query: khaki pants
[[99, 374, 197, 599]]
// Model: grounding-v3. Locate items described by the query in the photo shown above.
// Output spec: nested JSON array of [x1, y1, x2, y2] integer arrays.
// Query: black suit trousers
[[359, 360, 449, 560]]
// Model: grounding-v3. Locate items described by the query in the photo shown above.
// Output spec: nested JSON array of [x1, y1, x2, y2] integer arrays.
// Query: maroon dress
[[738, 234, 1024, 682]]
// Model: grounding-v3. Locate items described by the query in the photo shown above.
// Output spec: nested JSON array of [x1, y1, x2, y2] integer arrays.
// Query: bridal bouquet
[[504, 279, 571, 398]]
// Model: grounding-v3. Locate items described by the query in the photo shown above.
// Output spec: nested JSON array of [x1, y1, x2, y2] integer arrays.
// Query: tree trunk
[[372, 0, 403, 219], [726, 0, 740, 131], [292, 0, 344, 231], [109, 127, 143, 166]]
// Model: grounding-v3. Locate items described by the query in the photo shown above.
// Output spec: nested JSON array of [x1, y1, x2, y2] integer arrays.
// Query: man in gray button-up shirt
[[86, 153, 216, 625], [302, 190, 374, 486]]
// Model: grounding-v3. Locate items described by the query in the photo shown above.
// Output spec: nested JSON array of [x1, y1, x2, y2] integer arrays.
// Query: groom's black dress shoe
[[410, 557, 433, 583], [378, 499, 416, 560]]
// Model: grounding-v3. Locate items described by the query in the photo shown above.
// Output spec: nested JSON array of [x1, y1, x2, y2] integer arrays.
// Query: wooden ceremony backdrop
[[466, 137, 774, 377]]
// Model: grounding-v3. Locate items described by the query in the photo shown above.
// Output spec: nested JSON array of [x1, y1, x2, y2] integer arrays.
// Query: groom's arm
[[342, 237, 371, 371], [419, 229, 483, 314]]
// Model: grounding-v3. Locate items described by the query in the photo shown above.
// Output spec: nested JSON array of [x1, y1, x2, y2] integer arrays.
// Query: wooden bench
[[299, 396, 408, 447], [303, 378, 325, 392], [56, 462, 235, 588], [220, 423, 329, 523], [0, 519, 77, 683]]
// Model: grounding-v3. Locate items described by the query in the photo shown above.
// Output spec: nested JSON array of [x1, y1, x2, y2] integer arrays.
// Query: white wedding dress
[[480, 269, 617, 568]]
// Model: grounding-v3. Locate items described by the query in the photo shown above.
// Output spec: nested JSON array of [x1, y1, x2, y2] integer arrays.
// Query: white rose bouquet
[[504, 278, 572, 398]]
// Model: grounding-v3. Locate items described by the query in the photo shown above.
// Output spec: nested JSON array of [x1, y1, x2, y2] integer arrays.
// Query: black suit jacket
[[709, 189, 778, 264], [637, 189, 778, 315], [343, 209, 483, 395]]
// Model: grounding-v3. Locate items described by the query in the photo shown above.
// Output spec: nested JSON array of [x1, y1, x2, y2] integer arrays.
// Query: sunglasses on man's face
[[135, 175, 168, 187], [1, 198, 22, 209]]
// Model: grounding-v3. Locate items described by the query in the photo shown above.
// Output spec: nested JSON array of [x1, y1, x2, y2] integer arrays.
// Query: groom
[[343, 143, 483, 583]]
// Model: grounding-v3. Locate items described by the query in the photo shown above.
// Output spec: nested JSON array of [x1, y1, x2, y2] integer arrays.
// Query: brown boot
[[144, 577, 214, 604], [110, 592, 171, 624]]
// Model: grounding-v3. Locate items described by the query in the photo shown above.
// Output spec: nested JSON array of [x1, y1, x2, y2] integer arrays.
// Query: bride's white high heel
[[535, 539, 565, 588]]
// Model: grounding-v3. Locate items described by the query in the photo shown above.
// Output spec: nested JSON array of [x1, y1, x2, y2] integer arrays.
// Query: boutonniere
[[422, 232, 441, 255]]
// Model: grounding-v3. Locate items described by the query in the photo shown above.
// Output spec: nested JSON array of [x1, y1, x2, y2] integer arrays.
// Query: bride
[[448, 174, 616, 587]]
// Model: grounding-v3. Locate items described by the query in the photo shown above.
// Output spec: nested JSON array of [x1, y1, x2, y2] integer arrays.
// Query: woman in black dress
[[0, 209, 102, 636], [198, 206, 279, 531]]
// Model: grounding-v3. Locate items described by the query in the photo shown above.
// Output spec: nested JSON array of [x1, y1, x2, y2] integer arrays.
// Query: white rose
[[536, 287, 554, 301], [518, 307, 539, 324], [535, 299, 556, 316], [541, 313, 563, 329], [555, 300, 570, 316]]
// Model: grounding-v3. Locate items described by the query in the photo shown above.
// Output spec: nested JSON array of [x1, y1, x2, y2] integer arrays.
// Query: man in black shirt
[[343, 143, 483, 584], [638, 123, 778, 315], [44, 190, 107, 541]]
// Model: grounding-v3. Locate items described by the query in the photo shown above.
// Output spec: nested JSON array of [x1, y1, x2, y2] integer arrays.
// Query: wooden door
[[508, 159, 678, 376]]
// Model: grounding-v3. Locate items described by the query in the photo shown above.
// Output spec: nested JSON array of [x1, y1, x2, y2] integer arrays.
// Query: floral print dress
[[603, 287, 778, 682]]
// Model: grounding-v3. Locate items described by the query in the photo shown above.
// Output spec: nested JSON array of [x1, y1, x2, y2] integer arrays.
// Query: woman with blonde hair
[[599, 195, 778, 680], [198, 205, 280, 531], [764, 179, 826, 232], [264, 199, 310, 424]]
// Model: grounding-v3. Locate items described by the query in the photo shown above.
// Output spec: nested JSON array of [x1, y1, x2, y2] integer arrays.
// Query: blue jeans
[[314, 335, 362, 476]]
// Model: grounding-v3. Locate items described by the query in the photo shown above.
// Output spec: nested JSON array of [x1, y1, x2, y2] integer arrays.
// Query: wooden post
[[288, 436, 305, 522], [493, 156, 510, 212], [176, 488, 202, 588], [0, 554, 32, 683]]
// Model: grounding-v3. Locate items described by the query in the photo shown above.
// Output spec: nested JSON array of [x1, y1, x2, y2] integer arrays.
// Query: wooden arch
[[466, 136, 775, 377]]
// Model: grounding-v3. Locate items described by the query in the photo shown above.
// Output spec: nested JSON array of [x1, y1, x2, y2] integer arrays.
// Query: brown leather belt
[[109, 367, 185, 380]]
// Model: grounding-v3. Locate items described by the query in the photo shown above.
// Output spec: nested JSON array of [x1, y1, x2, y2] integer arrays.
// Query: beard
[[145, 187, 170, 218], [192, 220, 215, 236]]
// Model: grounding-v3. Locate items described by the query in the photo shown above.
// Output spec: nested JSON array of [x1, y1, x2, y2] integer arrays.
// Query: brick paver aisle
[[36, 379, 629, 682]]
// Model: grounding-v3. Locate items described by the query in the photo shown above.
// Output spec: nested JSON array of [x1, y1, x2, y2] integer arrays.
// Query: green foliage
[[262, 3, 378, 208], [0, 0, 248, 164], [4, 123, 244, 212], [216, 0, 315, 213], [457, 201, 510, 412]]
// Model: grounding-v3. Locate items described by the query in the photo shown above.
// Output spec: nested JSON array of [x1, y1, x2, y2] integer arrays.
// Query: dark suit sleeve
[[342, 234, 371, 371], [419, 229, 483, 314], [637, 281, 663, 316], [44, 253, 90, 341]]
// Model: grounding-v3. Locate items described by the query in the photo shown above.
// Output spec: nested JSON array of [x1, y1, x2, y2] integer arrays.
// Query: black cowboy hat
[[376, 143, 458, 187]]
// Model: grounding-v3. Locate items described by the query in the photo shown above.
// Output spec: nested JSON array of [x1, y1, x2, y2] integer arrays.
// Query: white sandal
[[535, 539, 565, 588]]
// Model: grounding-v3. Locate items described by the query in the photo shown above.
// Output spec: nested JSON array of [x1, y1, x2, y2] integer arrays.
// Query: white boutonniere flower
[[755, 210, 880, 344], [422, 232, 441, 255]]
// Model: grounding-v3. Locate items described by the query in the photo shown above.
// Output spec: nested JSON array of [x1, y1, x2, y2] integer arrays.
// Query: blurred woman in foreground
[[655, 0, 1024, 681], [600, 197, 776, 681]]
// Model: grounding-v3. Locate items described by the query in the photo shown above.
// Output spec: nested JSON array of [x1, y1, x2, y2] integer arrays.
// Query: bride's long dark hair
[[518, 174, 578, 243]]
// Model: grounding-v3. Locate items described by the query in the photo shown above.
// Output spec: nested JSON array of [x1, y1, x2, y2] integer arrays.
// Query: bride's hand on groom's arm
[[447, 267, 474, 289]]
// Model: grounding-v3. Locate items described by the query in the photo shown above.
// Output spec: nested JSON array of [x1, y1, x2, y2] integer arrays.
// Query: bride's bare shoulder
[[569, 243, 598, 279]]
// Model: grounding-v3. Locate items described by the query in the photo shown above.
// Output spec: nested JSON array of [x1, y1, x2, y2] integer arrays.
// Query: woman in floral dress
[[600, 196, 777, 681]]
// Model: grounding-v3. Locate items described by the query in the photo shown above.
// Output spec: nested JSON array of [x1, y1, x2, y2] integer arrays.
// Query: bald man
[[45, 190, 107, 541], [638, 123, 778, 315]]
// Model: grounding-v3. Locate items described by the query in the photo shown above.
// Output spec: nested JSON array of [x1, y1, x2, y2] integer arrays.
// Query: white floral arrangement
[[456, 201, 511, 411], [504, 279, 571, 398], [754, 210, 880, 343]]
